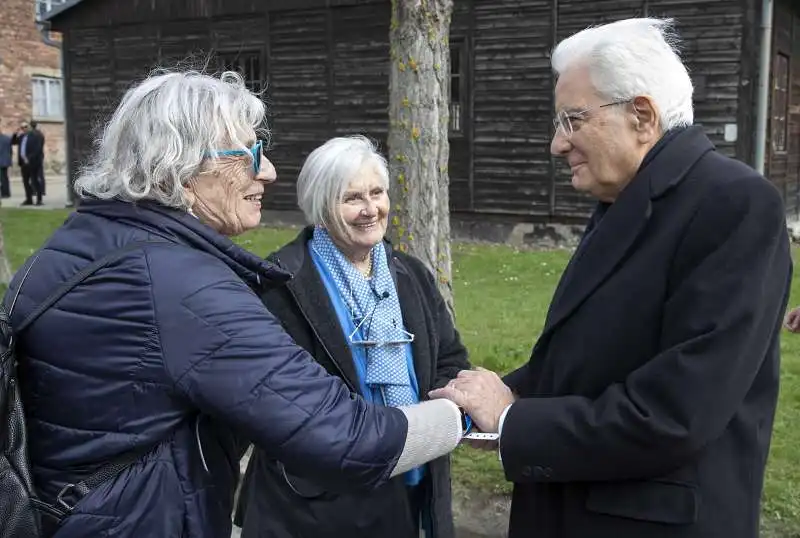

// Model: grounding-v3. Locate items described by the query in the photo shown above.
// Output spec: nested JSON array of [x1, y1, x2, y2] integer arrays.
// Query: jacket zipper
[[271, 256, 358, 394]]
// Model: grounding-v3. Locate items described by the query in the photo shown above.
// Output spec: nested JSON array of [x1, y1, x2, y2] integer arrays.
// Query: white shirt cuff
[[498, 403, 513, 436], [497, 403, 513, 462]]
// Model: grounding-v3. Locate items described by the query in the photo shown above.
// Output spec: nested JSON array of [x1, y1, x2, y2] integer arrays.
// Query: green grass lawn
[[2, 208, 799, 535]]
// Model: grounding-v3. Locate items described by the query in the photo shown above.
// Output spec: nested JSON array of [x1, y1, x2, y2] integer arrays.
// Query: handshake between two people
[[428, 367, 516, 448]]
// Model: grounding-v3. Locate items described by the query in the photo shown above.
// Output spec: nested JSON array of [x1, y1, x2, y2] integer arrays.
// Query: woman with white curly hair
[[3, 70, 468, 538]]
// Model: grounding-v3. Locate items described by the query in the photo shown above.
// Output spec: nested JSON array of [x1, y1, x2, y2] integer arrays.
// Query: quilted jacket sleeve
[[151, 250, 409, 492]]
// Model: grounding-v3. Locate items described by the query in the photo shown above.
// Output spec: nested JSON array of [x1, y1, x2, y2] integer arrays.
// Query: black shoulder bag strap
[[11, 241, 165, 520]]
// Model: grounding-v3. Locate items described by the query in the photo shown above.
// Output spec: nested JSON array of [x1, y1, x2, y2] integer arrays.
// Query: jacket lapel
[[277, 236, 363, 393], [539, 171, 653, 341], [392, 258, 433, 395], [537, 127, 715, 345]]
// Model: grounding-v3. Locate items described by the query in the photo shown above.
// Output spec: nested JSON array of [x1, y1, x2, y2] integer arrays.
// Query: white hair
[[296, 135, 389, 230], [73, 69, 267, 210], [551, 17, 694, 130]]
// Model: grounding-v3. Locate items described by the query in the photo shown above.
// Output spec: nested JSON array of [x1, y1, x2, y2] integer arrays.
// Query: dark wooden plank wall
[[268, 2, 473, 211], [469, 0, 553, 216], [330, 4, 392, 137], [56, 0, 795, 221], [466, 0, 748, 219], [67, 27, 115, 182], [54, 0, 385, 27], [649, 0, 743, 159], [267, 8, 330, 208], [55, 0, 247, 26], [55, 0, 477, 213], [112, 23, 159, 97]]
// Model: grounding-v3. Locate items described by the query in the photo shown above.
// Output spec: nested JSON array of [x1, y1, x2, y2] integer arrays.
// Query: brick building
[[0, 0, 67, 177]]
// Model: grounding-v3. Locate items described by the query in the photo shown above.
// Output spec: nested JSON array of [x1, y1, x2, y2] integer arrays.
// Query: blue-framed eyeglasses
[[205, 140, 263, 175], [348, 299, 415, 348]]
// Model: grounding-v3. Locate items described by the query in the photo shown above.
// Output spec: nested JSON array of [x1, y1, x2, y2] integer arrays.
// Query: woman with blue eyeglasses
[[2, 71, 469, 538], [235, 135, 472, 538]]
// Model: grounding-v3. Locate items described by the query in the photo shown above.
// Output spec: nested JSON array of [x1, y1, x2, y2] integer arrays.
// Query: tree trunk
[[0, 204, 12, 286], [388, 0, 455, 316]]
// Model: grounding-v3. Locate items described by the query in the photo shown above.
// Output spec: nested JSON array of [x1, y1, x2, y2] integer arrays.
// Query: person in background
[[31, 120, 47, 197], [12, 120, 45, 205], [4, 69, 467, 538], [0, 121, 11, 198], [431, 17, 792, 538], [236, 135, 471, 538]]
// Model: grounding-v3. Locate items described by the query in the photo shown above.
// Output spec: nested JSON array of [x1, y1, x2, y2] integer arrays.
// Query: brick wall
[[0, 0, 67, 176]]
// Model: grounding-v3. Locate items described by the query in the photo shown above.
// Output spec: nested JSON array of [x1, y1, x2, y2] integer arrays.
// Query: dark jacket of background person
[[5, 199, 408, 538], [499, 126, 793, 538], [12, 127, 44, 166], [236, 226, 470, 538], [0, 132, 12, 168]]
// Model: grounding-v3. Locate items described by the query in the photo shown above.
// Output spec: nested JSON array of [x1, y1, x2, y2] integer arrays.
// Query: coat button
[[521, 465, 532, 477]]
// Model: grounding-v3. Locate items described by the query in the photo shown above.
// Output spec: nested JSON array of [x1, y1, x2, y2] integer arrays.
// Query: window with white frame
[[449, 41, 466, 135], [31, 76, 64, 121], [772, 52, 790, 152], [35, 0, 67, 20]]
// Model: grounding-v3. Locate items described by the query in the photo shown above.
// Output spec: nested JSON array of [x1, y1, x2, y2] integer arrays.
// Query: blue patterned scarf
[[310, 227, 417, 407]]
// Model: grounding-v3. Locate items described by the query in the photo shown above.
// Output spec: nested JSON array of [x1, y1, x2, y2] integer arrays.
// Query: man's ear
[[631, 95, 660, 142]]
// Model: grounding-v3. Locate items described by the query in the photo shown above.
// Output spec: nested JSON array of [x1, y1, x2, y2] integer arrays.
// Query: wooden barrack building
[[46, 0, 800, 223]]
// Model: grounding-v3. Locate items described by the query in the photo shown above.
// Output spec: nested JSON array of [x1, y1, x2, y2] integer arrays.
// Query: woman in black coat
[[237, 135, 471, 538]]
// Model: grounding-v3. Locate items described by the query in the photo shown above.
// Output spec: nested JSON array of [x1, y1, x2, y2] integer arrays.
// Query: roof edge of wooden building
[[43, 0, 86, 24]]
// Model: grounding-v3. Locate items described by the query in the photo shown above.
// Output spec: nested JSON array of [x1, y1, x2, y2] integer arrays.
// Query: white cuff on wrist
[[497, 403, 513, 462]]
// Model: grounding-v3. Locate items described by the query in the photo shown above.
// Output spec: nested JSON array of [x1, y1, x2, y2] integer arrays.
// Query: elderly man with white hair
[[431, 17, 792, 538]]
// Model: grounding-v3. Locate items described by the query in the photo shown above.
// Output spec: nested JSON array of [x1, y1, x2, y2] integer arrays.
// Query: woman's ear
[[183, 177, 199, 213]]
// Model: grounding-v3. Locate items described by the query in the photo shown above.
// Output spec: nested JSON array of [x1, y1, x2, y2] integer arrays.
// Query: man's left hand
[[785, 306, 800, 332], [429, 367, 515, 433]]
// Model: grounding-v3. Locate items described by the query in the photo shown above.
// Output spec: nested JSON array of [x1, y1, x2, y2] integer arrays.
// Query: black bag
[[0, 242, 157, 538]]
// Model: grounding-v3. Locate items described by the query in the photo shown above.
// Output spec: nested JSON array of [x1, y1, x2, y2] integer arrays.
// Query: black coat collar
[[538, 126, 714, 342], [268, 226, 433, 395]]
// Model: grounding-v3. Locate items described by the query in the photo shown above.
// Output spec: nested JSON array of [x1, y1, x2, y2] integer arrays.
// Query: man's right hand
[[429, 367, 515, 433]]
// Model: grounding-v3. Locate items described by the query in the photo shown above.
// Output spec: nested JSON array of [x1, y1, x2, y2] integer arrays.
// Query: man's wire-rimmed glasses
[[552, 99, 633, 138]]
